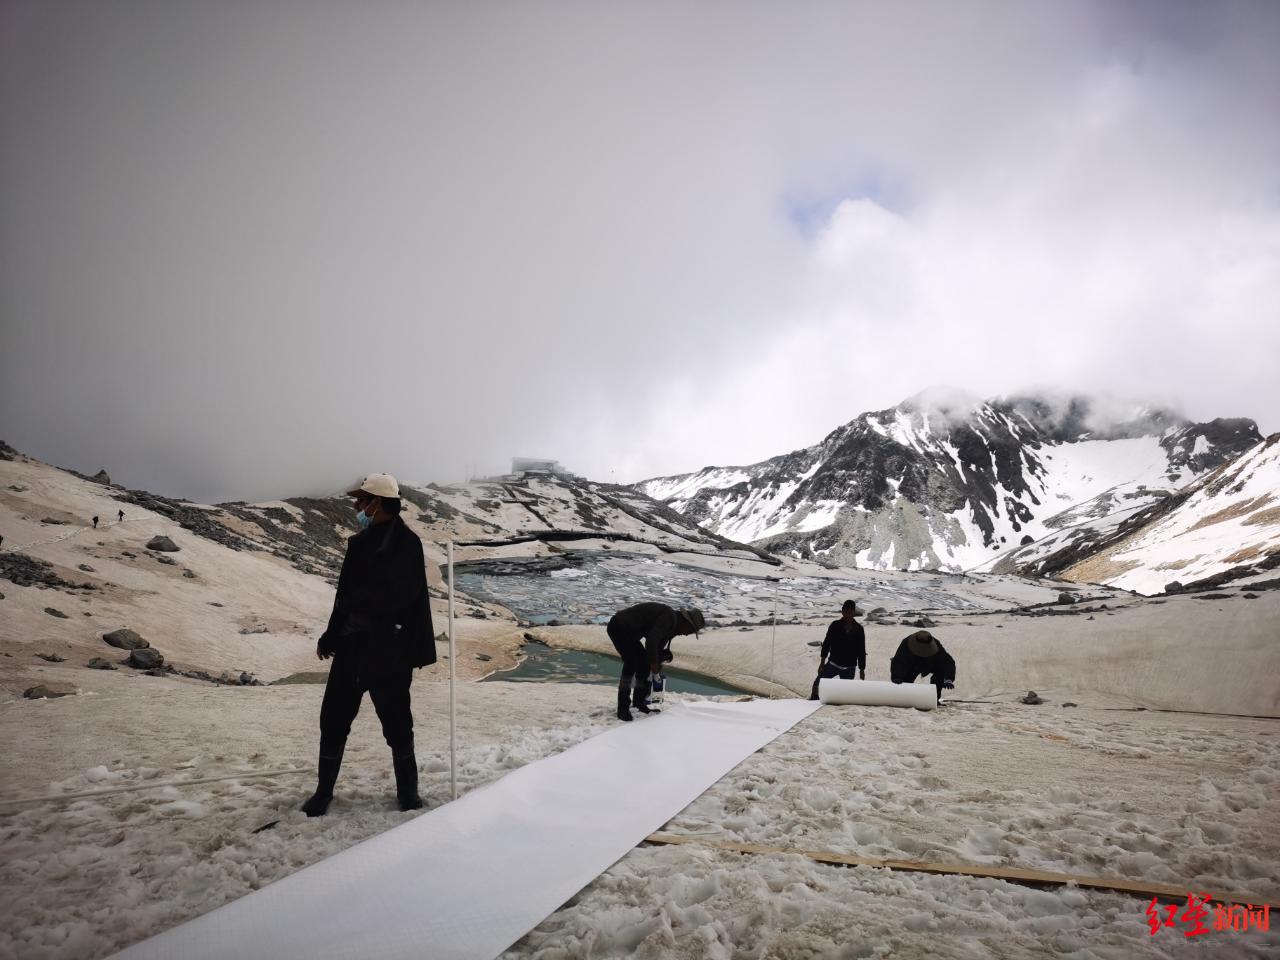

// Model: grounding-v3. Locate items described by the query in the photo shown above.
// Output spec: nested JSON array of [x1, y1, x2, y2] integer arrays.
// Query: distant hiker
[[92, 516, 99, 529], [302, 473, 436, 817], [117, 510, 124, 523], [809, 599, 866, 700], [890, 631, 956, 704], [606, 603, 705, 722]]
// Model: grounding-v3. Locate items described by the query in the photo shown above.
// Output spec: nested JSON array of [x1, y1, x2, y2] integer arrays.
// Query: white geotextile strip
[[819, 678, 937, 710], [113, 697, 821, 960]]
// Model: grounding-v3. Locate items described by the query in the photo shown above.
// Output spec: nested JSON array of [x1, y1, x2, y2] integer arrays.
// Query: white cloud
[[1, 0, 1277, 498]]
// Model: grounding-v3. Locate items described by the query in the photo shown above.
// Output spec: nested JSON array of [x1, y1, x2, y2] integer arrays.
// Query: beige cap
[[345, 473, 400, 498]]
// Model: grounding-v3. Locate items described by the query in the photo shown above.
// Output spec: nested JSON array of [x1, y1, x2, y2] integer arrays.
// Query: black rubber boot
[[301, 744, 344, 817], [633, 677, 658, 715], [616, 676, 633, 722], [393, 752, 423, 811]]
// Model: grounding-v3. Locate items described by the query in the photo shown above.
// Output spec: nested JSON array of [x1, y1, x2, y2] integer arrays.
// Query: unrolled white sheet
[[112, 697, 820, 960], [819, 678, 937, 710]]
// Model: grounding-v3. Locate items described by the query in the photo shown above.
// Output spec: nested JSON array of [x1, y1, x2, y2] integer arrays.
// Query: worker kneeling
[[890, 630, 955, 704]]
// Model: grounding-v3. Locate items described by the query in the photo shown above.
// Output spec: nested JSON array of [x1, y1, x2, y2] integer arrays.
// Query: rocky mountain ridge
[[637, 391, 1262, 584]]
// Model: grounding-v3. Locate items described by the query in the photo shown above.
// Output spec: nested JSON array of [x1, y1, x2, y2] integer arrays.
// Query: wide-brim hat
[[679, 608, 706, 635], [346, 473, 400, 499], [906, 630, 939, 658]]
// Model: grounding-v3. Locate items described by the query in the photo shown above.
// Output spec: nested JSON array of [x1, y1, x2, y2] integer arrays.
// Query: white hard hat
[[345, 473, 400, 498]]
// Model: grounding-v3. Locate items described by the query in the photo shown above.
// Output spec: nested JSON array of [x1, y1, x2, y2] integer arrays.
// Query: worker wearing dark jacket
[[890, 630, 955, 704], [302, 473, 436, 817], [607, 602, 705, 722], [809, 599, 866, 700]]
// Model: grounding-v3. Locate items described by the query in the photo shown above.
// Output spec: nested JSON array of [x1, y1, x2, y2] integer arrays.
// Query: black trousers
[[607, 624, 650, 706], [809, 661, 859, 700], [319, 644, 414, 757]]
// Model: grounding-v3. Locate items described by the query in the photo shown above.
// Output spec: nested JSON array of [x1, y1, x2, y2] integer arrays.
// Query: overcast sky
[[2, 0, 1278, 502]]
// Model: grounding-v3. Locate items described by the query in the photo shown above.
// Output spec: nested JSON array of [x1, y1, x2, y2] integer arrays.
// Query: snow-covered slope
[[0, 444, 773, 693], [637, 392, 1261, 574], [1054, 433, 1280, 595]]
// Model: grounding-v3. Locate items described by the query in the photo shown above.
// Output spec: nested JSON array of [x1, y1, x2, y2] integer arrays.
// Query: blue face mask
[[356, 505, 374, 529]]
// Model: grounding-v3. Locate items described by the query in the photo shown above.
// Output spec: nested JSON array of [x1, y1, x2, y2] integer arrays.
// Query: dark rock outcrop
[[102, 628, 149, 650], [146, 536, 180, 552], [24, 682, 77, 699], [126, 648, 164, 669], [0, 559, 90, 593]]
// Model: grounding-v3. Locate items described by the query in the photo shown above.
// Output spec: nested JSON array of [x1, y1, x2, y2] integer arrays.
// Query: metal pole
[[770, 576, 779, 688], [448, 540, 457, 801]]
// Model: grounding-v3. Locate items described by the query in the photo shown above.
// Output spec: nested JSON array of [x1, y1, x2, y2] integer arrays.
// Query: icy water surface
[[481, 642, 751, 696], [454, 552, 987, 625]]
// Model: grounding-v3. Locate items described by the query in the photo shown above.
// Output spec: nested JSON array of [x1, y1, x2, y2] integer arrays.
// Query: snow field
[[2, 678, 1276, 959], [512, 700, 1279, 959]]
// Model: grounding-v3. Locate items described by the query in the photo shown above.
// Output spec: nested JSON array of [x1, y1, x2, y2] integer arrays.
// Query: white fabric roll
[[818, 678, 938, 710]]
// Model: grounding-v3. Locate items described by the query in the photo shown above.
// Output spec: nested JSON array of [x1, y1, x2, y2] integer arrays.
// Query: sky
[[2, 0, 1278, 503]]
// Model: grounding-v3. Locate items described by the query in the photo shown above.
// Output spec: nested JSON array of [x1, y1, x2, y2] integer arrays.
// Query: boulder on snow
[[102, 628, 149, 650], [1020, 690, 1045, 705], [78, 563, 95, 572], [1164, 581, 1184, 594], [866, 607, 889, 620], [44, 607, 69, 619], [126, 647, 164, 670], [87, 657, 117, 670], [1019, 534, 1034, 545], [146, 535, 180, 552], [24, 682, 78, 699], [35, 652, 67, 662], [912, 617, 937, 628]]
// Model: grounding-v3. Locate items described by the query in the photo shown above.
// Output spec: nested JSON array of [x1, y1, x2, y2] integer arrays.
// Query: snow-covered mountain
[[1030, 433, 1280, 595], [637, 390, 1262, 576]]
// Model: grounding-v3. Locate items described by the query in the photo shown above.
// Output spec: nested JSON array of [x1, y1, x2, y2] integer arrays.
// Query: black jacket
[[609, 602, 680, 665], [890, 638, 955, 685], [318, 515, 436, 668], [820, 618, 866, 671]]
